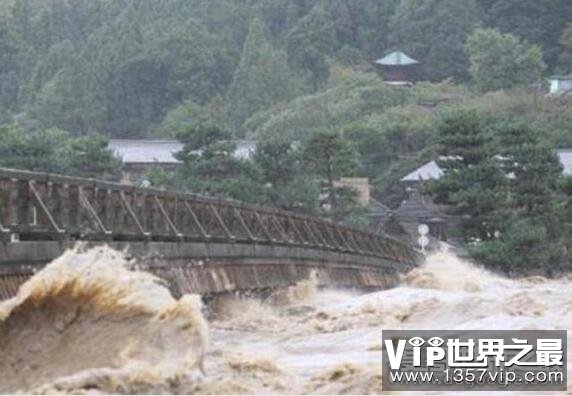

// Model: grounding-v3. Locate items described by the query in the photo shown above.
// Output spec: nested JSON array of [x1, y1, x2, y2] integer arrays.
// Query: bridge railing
[[0, 168, 420, 264]]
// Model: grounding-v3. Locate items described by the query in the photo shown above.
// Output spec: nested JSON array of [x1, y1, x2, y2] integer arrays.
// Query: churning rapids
[[0, 245, 571, 394]]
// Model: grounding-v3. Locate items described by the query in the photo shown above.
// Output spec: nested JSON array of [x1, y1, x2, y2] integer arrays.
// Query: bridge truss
[[0, 168, 418, 264]]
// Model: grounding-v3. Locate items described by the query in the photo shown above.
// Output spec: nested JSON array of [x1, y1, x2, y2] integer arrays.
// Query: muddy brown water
[[0, 246, 570, 394]]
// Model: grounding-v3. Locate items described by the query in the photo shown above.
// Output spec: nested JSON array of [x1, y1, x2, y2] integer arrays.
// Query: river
[[0, 245, 570, 394]]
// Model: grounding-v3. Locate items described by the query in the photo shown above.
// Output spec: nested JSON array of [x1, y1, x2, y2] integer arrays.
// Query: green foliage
[[466, 28, 545, 92], [337, 44, 362, 66], [153, 98, 227, 138], [480, 0, 572, 70], [245, 74, 442, 208], [252, 137, 320, 212], [498, 123, 563, 216], [441, 89, 572, 148], [429, 109, 507, 241], [1, 0, 571, 139], [247, 71, 413, 141], [0, 125, 120, 179], [302, 128, 361, 219], [285, 5, 334, 91], [70, 134, 122, 180], [428, 109, 570, 273], [226, 18, 299, 134], [303, 128, 359, 184], [171, 123, 264, 200], [390, 0, 482, 81], [0, 0, 570, 256], [558, 22, 572, 68], [470, 217, 567, 274]]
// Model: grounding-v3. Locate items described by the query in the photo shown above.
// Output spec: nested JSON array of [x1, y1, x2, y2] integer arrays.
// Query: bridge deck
[[0, 168, 422, 297]]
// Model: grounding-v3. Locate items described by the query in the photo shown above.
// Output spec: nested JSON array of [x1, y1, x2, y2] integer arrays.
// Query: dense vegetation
[[0, 0, 571, 137], [0, 0, 570, 272], [428, 110, 571, 274]]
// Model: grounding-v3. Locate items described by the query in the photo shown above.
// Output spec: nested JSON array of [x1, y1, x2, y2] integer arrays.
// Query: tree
[[253, 136, 320, 213], [558, 176, 572, 267], [481, 0, 572, 70], [0, 125, 120, 179], [0, 20, 20, 111], [472, 124, 568, 274], [173, 124, 263, 201], [389, 0, 482, 81], [154, 98, 226, 138], [70, 134, 121, 180], [428, 109, 507, 242], [226, 18, 298, 133], [498, 124, 563, 216], [303, 128, 360, 219], [466, 28, 545, 92], [558, 22, 572, 70], [429, 111, 569, 274]]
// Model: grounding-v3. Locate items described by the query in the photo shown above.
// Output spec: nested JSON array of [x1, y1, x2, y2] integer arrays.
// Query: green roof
[[374, 51, 419, 66]]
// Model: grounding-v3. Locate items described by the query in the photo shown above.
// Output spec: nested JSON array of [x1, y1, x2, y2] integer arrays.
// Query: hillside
[[0, 0, 570, 138]]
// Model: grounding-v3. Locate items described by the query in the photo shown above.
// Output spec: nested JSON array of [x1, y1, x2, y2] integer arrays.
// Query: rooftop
[[108, 139, 256, 164], [108, 139, 183, 164], [374, 51, 419, 66], [401, 150, 572, 182], [401, 160, 444, 182]]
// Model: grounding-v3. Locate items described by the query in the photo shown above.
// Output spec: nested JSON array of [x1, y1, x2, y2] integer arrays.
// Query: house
[[402, 150, 572, 183], [396, 150, 572, 242], [108, 139, 256, 183], [548, 75, 572, 94], [373, 50, 419, 85], [400, 160, 443, 182]]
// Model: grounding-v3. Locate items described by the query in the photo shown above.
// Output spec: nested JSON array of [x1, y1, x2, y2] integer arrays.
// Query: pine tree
[[0, 20, 19, 111], [226, 18, 298, 133], [479, 124, 568, 273], [303, 128, 360, 219], [428, 109, 507, 242], [253, 136, 320, 212]]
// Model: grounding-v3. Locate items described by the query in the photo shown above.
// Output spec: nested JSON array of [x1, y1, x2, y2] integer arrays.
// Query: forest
[[0, 0, 571, 272]]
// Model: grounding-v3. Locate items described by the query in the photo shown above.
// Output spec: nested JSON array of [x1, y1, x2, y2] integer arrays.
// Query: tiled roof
[[374, 51, 419, 66], [108, 140, 183, 164], [401, 160, 443, 181], [108, 139, 257, 164], [401, 150, 572, 182]]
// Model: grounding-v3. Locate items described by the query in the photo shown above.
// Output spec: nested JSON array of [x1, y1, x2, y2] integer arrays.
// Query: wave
[[0, 246, 208, 394]]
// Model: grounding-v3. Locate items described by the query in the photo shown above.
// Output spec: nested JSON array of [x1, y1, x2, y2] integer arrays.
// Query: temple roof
[[374, 51, 419, 66]]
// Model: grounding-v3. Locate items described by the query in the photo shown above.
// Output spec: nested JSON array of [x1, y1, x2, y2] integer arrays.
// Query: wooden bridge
[[0, 168, 422, 299]]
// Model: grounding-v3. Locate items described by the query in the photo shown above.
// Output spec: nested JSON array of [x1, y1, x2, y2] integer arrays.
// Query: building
[[400, 160, 443, 182], [559, 149, 572, 174], [397, 150, 572, 242], [373, 50, 419, 85], [402, 150, 572, 182], [108, 139, 256, 183], [548, 75, 572, 94]]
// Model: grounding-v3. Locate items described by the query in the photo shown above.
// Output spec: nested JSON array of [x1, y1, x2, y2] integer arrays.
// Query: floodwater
[[0, 245, 570, 394]]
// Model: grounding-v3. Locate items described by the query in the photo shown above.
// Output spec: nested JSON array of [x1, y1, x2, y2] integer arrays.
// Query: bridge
[[0, 168, 422, 299]]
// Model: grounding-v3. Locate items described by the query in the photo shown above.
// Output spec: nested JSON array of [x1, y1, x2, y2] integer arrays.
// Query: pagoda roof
[[374, 51, 419, 66]]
